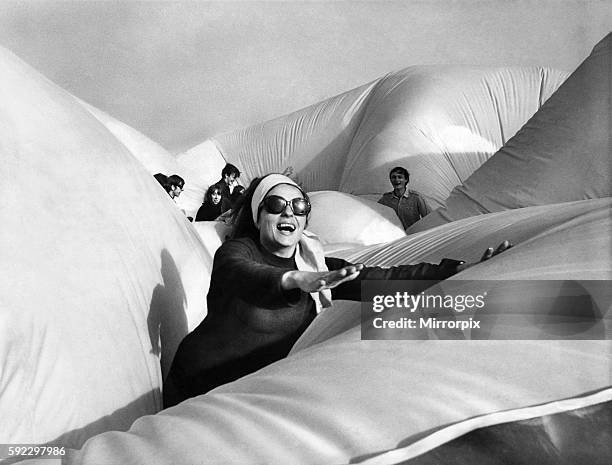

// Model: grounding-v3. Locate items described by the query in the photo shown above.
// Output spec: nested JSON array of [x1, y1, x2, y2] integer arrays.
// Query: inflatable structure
[[0, 46, 210, 450], [408, 32, 612, 233], [177, 65, 568, 217], [1, 33, 610, 465], [77, 98, 181, 177]]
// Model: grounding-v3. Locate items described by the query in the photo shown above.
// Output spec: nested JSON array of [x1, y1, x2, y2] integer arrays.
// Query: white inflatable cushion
[[203, 65, 567, 211], [307, 191, 405, 246], [77, 99, 180, 177], [0, 46, 209, 450], [64, 197, 611, 465], [409, 33, 611, 232]]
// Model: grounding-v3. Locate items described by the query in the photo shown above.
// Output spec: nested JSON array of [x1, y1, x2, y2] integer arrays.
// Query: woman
[[163, 174, 510, 407], [195, 184, 231, 221]]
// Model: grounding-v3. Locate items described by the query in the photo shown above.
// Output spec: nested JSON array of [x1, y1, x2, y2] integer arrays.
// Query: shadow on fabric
[[147, 249, 189, 380]]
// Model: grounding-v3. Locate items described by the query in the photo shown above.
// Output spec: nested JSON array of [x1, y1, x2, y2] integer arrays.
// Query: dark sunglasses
[[262, 195, 311, 216]]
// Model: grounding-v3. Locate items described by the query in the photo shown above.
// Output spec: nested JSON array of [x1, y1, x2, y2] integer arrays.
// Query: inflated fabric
[[357, 390, 612, 465], [56, 36, 609, 458], [59, 197, 611, 465], [337, 66, 567, 208], [186, 220, 232, 322], [176, 64, 567, 243], [409, 33, 611, 233], [175, 140, 228, 217], [307, 191, 405, 246], [173, 79, 377, 216], [4, 32, 611, 465], [77, 98, 194, 216], [0, 47, 209, 450], [77, 99, 180, 177], [196, 66, 567, 211], [211, 80, 377, 191], [295, 198, 612, 351]]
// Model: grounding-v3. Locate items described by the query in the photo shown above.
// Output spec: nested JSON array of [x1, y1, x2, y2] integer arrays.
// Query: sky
[[0, 1, 609, 153]]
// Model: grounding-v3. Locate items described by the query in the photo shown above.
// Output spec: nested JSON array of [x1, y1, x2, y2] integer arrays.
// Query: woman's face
[[211, 190, 222, 205], [257, 184, 307, 258]]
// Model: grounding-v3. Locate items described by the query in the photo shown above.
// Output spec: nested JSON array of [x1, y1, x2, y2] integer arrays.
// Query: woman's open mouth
[[277, 223, 296, 233]]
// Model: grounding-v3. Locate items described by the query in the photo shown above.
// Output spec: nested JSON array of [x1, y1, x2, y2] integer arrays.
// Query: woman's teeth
[[277, 223, 296, 232]]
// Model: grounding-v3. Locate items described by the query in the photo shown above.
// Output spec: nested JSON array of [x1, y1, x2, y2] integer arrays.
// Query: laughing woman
[[163, 174, 510, 407]]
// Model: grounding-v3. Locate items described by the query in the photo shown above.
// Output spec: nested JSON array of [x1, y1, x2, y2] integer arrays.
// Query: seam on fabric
[[483, 74, 505, 145], [538, 67, 546, 108], [208, 137, 229, 165], [354, 387, 612, 465]]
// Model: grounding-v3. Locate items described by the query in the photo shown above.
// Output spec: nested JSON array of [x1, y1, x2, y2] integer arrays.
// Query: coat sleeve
[[326, 256, 463, 301], [211, 239, 301, 309]]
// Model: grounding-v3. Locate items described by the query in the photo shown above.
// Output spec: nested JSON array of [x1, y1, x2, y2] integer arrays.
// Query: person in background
[[153, 173, 190, 219], [163, 173, 512, 407], [378, 166, 430, 230], [166, 174, 185, 200], [195, 184, 231, 222], [229, 184, 245, 207], [216, 163, 241, 202], [211, 184, 246, 225], [154, 173, 168, 189]]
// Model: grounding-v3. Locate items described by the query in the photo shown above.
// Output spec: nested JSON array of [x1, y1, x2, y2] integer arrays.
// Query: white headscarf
[[251, 174, 332, 313]]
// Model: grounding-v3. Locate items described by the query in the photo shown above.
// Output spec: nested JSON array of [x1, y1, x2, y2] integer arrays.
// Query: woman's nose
[[281, 203, 294, 216]]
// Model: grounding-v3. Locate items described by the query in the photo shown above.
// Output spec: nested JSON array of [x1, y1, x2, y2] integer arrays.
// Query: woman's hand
[[281, 166, 295, 178], [456, 240, 513, 272], [282, 264, 364, 293]]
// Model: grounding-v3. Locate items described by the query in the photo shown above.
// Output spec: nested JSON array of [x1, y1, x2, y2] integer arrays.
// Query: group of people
[[163, 171, 512, 407], [153, 164, 246, 223], [154, 164, 428, 231], [194, 163, 244, 222]]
